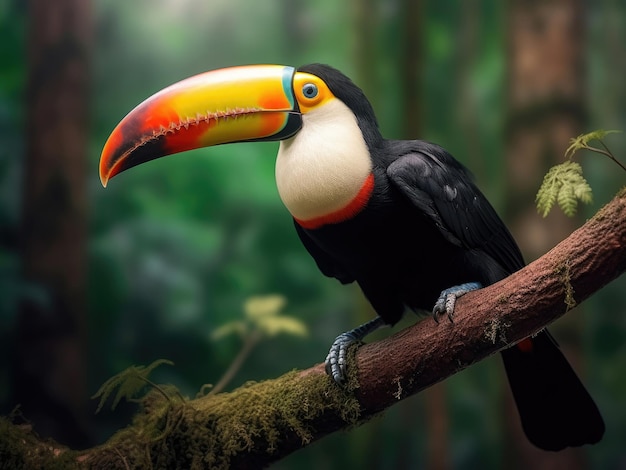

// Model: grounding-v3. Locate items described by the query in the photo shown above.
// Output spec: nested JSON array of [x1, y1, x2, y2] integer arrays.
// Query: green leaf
[[211, 321, 247, 340], [91, 359, 174, 413], [536, 161, 592, 217], [244, 294, 287, 319], [556, 183, 577, 217], [256, 315, 308, 338], [211, 295, 308, 347], [564, 129, 621, 160]]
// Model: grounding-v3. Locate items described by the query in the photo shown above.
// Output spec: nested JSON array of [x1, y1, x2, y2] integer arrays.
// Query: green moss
[[554, 260, 576, 310], [0, 416, 79, 469], [1, 350, 364, 468], [88, 367, 362, 469]]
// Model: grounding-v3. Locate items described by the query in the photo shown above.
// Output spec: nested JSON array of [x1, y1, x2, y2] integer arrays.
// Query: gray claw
[[325, 332, 355, 384], [433, 293, 458, 322], [324, 316, 387, 385], [433, 282, 482, 323]]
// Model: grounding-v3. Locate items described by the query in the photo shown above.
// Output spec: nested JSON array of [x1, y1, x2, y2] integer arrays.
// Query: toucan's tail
[[501, 329, 604, 451]]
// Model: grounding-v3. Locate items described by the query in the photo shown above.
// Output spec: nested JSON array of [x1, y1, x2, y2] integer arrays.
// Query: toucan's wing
[[294, 220, 355, 284], [386, 140, 524, 275]]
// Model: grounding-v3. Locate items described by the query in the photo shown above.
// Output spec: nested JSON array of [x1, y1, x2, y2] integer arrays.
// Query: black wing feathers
[[386, 141, 524, 275]]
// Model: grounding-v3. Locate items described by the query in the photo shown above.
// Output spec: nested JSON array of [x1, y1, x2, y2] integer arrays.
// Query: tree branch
[[3, 190, 626, 469]]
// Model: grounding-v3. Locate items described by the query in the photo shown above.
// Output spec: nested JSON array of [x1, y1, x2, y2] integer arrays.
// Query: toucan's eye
[[293, 72, 332, 112], [302, 83, 318, 99]]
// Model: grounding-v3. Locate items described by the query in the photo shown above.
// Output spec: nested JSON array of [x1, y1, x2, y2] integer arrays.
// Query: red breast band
[[295, 173, 375, 229]]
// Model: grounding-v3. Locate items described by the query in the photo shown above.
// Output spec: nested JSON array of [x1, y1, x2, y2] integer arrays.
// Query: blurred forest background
[[2, 0, 626, 468]]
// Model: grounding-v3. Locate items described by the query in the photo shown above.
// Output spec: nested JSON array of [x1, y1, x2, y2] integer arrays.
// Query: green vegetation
[[536, 161, 593, 217], [536, 130, 623, 217]]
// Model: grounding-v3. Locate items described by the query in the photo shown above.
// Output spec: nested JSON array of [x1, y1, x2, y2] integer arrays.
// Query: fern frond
[[536, 161, 592, 217], [565, 129, 622, 160], [92, 359, 174, 413], [573, 180, 593, 205], [536, 173, 558, 218], [556, 183, 577, 217]]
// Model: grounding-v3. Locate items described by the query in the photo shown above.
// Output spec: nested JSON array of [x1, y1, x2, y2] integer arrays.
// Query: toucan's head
[[100, 64, 384, 227], [99, 64, 382, 187]]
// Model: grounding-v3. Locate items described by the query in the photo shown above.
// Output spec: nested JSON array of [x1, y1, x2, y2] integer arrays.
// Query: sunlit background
[[2, 0, 626, 468]]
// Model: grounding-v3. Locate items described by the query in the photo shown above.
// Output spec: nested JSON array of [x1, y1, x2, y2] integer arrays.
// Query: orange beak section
[[99, 65, 301, 187]]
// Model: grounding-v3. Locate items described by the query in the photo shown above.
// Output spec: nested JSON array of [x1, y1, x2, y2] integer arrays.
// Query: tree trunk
[[14, 0, 92, 448], [399, 0, 423, 139], [504, 0, 587, 468], [350, 0, 380, 103], [456, 0, 485, 180], [505, 0, 586, 260]]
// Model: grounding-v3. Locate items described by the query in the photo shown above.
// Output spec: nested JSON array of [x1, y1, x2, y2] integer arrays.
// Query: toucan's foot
[[325, 332, 356, 384], [325, 316, 386, 385], [433, 282, 482, 323]]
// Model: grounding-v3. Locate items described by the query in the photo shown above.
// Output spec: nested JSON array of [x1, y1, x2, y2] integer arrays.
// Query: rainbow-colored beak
[[99, 65, 302, 187]]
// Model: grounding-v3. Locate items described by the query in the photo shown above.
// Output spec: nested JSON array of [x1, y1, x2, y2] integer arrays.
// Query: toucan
[[99, 63, 604, 451]]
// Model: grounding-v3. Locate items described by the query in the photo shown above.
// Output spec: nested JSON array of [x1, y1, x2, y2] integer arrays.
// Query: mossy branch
[[3, 191, 626, 469]]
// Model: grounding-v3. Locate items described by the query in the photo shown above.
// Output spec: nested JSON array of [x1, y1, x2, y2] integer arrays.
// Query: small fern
[[536, 129, 623, 217], [92, 359, 176, 413], [564, 129, 622, 162], [536, 161, 592, 217]]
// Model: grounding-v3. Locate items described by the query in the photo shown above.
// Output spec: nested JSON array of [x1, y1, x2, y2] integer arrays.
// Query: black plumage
[[294, 64, 604, 451]]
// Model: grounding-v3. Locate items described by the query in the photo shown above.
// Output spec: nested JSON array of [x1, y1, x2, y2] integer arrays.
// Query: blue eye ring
[[302, 83, 318, 99]]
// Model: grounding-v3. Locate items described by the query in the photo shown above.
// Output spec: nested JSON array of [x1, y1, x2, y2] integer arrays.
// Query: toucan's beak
[[99, 65, 301, 187]]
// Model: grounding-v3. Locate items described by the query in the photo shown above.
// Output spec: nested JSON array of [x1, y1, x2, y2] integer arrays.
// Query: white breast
[[275, 99, 372, 222]]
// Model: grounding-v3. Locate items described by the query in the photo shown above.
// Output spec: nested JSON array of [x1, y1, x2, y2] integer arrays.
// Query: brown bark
[[3, 189, 625, 469], [15, 0, 91, 448]]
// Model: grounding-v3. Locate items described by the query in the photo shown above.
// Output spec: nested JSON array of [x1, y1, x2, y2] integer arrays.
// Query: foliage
[[208, 295, 308, 395], [536, 129, 624, 217], [89, 370, 362, 470], [535, 161, 593, 217], [0, 416, 80, 470], [564, 129, 623, 163], [92, 359, 178, 413], [212, 294, 308, 341]]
